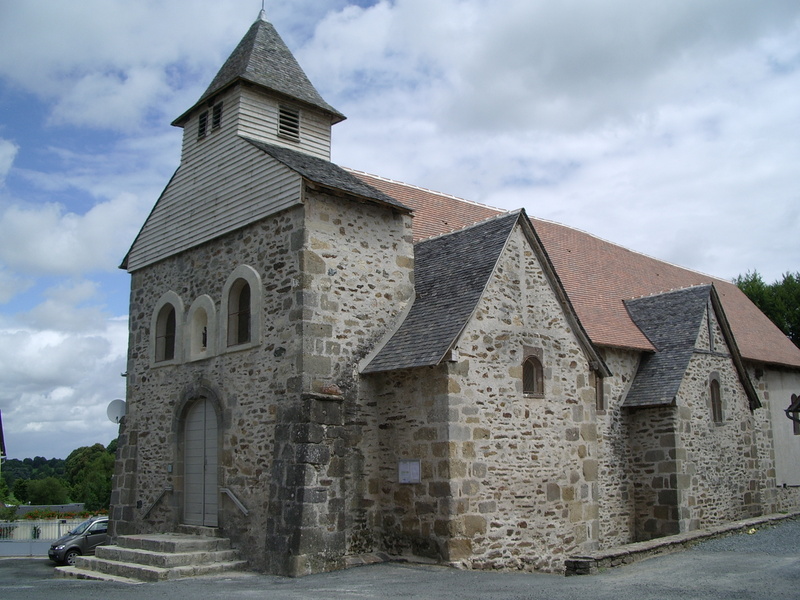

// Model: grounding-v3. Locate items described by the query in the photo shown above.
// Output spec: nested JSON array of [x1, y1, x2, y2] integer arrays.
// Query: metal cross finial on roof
[[259, 0, 267, 21]]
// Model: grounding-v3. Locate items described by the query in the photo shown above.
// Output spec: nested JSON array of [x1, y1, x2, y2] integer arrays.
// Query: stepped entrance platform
[[54, 528, 247, 584]]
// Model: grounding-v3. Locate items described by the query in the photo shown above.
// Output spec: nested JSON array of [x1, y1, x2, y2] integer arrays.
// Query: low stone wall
[[565, 511, 800, 575]]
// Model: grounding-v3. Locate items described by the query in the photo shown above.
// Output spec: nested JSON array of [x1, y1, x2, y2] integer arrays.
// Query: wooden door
[[183, 398, 218, 526]]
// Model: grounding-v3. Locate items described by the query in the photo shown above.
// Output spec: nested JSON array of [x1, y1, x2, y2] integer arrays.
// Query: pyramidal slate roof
[[362, 212, 521, 373], [245, 139, 410, 212], [622, 286, 713, 407], [174, 13, 345, 126]]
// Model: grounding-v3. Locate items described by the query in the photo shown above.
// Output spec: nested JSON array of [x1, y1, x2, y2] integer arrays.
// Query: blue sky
[[1, 0, 799, 459]]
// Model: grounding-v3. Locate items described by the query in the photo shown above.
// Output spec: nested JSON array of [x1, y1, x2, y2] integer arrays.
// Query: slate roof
[[246, 140, 410, 212], [350, 171, 800, 369], [173, 14, 345, 127], [362, 212, 521, 373], [622, 286, 712, 407]]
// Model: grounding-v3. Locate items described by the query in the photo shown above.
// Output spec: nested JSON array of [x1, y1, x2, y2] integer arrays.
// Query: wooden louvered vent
[[212, 101, 223, 130], [278, 105, 300, 142]]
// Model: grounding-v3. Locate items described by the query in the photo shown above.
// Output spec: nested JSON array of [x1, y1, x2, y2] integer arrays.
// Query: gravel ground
[[3, 517, 799, 600]]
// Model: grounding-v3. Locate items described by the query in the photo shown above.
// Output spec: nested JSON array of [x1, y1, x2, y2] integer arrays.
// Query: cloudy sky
[[1, 0, 799, 459]]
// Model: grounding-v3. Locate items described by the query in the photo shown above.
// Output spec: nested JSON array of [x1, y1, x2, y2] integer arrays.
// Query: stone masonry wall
[[594, 347, 638, 548], [355, 224, 602, 573], [627, 406, 680, 539], [675, 310, 766, 531], [445, 225, 601, 573], [113, 187, 414, 576], [354, 225, 598, 571], [624, 305, 776, 542], [265, 190, 414, 575], [111, 206, 304, 571], [360, 366, 451, 561]]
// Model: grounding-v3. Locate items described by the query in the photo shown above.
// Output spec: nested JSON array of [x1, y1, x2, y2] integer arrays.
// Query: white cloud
[[317, 0, 800, 283], [0, 312, 127, 458], [21, 280, 107, 331], [0, 0, 254, 131], [48, 67, 169, 131], [0, 192, 148, 275], [0, 267, 33, 304], [0, 138, 18, 185]]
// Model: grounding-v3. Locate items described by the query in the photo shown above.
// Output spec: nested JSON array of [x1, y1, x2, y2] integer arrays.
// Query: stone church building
[[111, 13, 800, 576]]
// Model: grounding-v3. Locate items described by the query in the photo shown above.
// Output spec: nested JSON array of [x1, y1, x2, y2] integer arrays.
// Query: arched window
[[150, 291, 184, 366], [185, 295, 216, 361], [221, 265, 261, 351], [227, 279, 251, 346], [523, 356, 544, 397], [155, 304, 177, 362], [710, 376, 723, 424]]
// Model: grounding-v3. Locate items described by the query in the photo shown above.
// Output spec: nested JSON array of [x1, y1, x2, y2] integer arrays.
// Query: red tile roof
[[352, 170, 800, 369], [348, 170, 505, 241]]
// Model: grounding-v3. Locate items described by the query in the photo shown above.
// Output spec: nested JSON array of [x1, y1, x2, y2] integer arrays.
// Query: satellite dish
[[107, 399, 127, 424]]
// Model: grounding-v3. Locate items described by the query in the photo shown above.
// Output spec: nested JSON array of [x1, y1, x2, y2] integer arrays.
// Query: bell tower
[[171, 11, 345, 161]]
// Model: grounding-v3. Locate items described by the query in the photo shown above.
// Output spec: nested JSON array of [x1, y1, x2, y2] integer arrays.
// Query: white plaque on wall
[[398, 459, 421, 484]]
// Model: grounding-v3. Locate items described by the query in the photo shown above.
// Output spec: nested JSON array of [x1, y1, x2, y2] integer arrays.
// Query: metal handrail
[[220, 487, 249, 516], [142, 486, 173, 518]]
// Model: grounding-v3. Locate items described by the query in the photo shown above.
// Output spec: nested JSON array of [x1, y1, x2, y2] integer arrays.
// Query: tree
[[65, 442, 116, 510], [65, 443, 107, 485], [12, 479, 29, 503], [0, 477, 9, 502], [735, 271, 800, 348], [1, 456, 67, 490], [71, 452, 114, 511], [26, 477, 70, 505]]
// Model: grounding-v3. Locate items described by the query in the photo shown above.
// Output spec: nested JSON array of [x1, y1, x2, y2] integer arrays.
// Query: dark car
[[48, 516, 108, 566]]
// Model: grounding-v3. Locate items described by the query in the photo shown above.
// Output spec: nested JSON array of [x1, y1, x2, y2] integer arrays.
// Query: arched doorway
[[183, 397, 218, 526]]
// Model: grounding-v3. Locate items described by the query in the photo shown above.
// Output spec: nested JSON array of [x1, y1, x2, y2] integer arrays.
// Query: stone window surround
[[522, 346, 545, 398], [594, 371, 606, 413], [150, 291, 185, 367], [709, 372, 723, 425], [220, 264, 263, 353], [150, 265, 263, 368], [185, 295, 217, 362]]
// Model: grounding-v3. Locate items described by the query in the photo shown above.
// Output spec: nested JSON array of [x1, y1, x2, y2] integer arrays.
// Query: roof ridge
[[344, 167, 507, 215], [345, 170, 730, 284], [415, 209, 522, 245], [530, 216, 730, 284], [626, 283, 713, 302]]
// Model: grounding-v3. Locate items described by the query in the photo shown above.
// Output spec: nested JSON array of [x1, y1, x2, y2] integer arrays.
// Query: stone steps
[[54, 531, 247, 583]]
